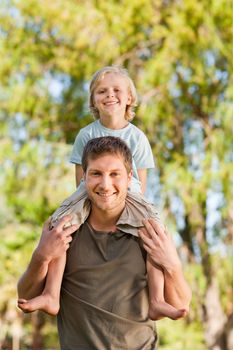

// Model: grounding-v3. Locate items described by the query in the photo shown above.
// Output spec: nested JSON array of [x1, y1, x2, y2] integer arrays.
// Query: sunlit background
[[0, 0, 233, 349]]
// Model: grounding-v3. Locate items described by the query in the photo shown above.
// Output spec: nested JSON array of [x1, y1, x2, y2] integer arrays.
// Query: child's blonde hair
[[89, 65, 138, 121]]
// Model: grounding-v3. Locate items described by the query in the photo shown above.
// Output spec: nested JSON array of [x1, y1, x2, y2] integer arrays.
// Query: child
[[18, 66, 187, 321]]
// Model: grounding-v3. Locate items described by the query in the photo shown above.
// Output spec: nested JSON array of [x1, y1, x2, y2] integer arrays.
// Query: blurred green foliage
[[0, 0, 232, 349]]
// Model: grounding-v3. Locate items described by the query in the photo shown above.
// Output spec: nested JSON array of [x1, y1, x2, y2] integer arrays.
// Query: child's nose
[[107, 89, 114, 98]]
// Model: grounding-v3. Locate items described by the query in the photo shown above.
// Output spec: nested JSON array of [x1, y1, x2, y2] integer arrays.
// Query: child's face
[[93, 73, 132, 120]]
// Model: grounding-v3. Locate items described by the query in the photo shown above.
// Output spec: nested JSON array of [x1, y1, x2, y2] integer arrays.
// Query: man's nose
[[99, 175, 111, 189]]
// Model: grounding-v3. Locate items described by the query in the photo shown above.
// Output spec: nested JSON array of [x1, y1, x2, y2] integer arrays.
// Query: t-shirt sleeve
[[133, 131, 155, 169], [70, 130, 89, 164]]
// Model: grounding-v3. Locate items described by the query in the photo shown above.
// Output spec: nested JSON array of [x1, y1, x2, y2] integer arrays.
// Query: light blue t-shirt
[[70, 120, 155, 192]]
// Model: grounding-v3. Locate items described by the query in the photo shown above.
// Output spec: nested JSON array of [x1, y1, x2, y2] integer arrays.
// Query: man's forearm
[[164, 264, 192, 310], [138, 219, 192, 311], [18, 215, 77, 301], [17, 249, 49, 300]]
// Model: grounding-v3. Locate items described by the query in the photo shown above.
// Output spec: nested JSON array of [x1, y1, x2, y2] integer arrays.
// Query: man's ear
[[128, 170, 133, 183]]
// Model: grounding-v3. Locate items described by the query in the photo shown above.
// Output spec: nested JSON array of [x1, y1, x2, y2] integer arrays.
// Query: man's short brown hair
[[82, 136, 132, 173]]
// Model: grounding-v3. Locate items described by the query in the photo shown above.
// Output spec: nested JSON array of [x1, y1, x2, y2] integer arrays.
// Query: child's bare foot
[[18, 294, 60, 316], [149, 300, 188, 320]]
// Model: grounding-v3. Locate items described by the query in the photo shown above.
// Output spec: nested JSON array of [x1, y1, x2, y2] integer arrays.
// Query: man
[[18, 136, 191, 349]]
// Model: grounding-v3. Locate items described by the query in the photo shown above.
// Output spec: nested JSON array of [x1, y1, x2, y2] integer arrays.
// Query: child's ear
[[127, 93, 132, 105]]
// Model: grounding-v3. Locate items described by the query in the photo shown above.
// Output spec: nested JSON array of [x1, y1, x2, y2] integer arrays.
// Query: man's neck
[[88, 205, 125, 232]]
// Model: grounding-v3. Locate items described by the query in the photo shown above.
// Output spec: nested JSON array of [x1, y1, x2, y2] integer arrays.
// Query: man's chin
[[96, 198, 116, 209], [95, 198, 120, 212]]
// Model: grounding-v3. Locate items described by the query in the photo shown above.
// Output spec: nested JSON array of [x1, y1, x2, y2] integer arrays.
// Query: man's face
[[84, 153, 132, 214]]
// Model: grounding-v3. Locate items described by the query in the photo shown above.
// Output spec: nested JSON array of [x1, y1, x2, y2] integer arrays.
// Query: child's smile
[[93, 73, 132, 120]]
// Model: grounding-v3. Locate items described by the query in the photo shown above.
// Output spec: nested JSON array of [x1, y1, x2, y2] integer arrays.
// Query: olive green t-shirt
[[57, 221, 157, 349]]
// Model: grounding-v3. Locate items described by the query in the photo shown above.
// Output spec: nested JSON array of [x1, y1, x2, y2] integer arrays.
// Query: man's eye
[[111, 172, 120, 177]]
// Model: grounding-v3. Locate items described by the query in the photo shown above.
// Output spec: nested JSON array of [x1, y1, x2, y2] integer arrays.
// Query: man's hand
[[34, 215, 79, 263], [139, 219, 192, 310], [138, 219, 181, 274]]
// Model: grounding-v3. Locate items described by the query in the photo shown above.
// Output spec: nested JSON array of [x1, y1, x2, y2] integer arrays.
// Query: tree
[[0, 0, 232, 348]]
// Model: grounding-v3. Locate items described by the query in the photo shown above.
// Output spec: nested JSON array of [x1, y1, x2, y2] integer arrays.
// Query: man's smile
[[96, 191, 117, 198]]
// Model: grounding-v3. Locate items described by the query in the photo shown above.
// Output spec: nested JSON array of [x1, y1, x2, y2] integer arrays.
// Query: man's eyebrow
[[88, 168, 123, 172]]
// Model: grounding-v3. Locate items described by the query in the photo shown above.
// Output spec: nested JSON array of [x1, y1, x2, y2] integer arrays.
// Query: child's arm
[[75, 164, 84, 187], [137, 169, 147, 194]]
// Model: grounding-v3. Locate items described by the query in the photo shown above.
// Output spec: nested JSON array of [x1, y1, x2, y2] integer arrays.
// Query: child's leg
[[18, 255, 65, 316], [49, 184, 90, 229], [147, 257, 187, 320], [18, 186, 90, 316]]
